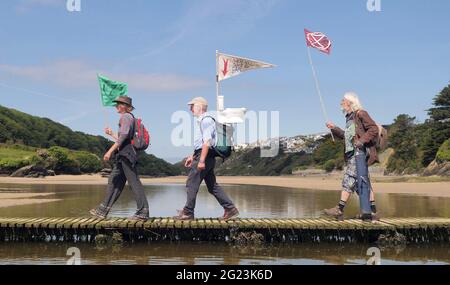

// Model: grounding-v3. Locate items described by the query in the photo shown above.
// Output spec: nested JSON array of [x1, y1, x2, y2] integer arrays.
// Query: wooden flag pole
[[306, 46, 335, 142]]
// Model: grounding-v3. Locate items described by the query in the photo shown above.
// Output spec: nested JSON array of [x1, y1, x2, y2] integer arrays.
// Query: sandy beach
[[0, 192, 60, 208], [1, 174, 449, 200]]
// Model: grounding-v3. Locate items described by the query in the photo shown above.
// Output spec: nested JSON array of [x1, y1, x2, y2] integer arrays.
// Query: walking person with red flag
[[323, 92, 380, 221]]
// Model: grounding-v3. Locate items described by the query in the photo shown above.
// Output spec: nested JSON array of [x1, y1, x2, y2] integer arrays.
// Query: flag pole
[[103, 108, 109, 129], [306, 46, 335, 141], [216, 50, 220, 112]]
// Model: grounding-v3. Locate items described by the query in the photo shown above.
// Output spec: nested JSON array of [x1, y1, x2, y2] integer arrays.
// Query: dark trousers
[[355, 148, 372, 214], [99, 158, 149, 216], [184, 151, 235, 215]]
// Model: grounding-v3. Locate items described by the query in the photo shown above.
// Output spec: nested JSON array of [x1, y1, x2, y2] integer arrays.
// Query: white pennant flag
[[217, 52, 275, 82]]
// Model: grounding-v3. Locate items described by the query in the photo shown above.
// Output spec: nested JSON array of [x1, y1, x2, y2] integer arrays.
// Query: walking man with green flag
[[90, 75, 149, 221]]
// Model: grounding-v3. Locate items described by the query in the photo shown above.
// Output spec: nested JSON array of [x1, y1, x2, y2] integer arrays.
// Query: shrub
[[436, 139, 450, 163], [47, 146, 80, 174], [0, 158, 30, 171], [324, 159, 336, 173], [70, 151, 102, 173]]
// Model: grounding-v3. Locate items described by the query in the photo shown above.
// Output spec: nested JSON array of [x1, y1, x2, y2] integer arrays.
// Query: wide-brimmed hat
[[187, 97, 208, 107], [113, 96, 135, 109]]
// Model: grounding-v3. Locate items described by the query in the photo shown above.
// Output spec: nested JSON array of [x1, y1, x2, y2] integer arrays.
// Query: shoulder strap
[[127, 112, 136, 140], [199, 115, 216, 133]]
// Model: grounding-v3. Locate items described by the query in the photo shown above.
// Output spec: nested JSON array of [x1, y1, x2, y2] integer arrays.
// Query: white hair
[[343, 92, 363, 111]]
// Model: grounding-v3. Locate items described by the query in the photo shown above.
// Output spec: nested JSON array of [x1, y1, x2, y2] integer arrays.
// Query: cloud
[[113, 0, 279, 69], [0, 60, 209, 92]]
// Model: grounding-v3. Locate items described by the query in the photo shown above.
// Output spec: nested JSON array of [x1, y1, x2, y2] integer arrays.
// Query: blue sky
[[0, 0, 449, 162]]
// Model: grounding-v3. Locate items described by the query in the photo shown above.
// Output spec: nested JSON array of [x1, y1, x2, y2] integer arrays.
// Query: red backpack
[[130, 115, 150, 151]]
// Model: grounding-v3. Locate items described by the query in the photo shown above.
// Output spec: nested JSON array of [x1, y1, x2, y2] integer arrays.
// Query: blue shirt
[[194, 113, 216, 151]]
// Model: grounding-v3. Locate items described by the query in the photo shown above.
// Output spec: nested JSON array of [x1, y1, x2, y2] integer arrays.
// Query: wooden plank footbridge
[[1, 217, 449, 244]]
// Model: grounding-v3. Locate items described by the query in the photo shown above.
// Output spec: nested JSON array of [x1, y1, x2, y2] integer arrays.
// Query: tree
[[422, 83, 450, 166], [312, 138, 344, 166], [387, 114, 421, 174]]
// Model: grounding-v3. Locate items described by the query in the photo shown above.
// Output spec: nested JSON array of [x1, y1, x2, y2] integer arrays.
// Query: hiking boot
[[323, 206, 344, 219], [355, 212, 381, 222], [360, 213, 373, 222], [220, 207, 240, 221], [372, 212, 381, 221], [89, 208, 106, 219], [173, 209, 195, 221]]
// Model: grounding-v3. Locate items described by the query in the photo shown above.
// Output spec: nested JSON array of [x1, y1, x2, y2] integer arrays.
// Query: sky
[[0, 0, 449, 162]]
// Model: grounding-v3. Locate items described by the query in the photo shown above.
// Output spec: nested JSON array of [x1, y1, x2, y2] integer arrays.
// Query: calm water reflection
[[0, 242, 448, 265], [0, 183, 449, 265], [0, 183, 449, 218]]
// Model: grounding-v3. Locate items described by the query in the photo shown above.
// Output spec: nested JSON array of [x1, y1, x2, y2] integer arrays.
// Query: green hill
[[0, 105, 180, 177]]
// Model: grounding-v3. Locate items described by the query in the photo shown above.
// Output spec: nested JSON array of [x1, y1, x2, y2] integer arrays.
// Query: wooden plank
[[261, 218, 280, 229], [187, 220, 197, 229], [340, 219, 366, 229], [55, 218, 75, 229], [118, 218, 130, 228], [239, 218, 255, 229], [46, 218, 66, 228], [218, 219, 229, 229], [11, 218, 31, 228], [134, 220, 146, 229], [211, 219, 221, 229], [94, 219, 111, 229], [79, 218, 99, 229], [298, 219, 320, 229], [59, 218, 80, 229], [165, 218, 175, 229], [382, 218, 408, 229], [389, 218, 419, 229], [273, 219, 288, 229], [24, 218, 47, 228], [62, 218, 83, 229], [70, 218, 90, 229], [288, 219, 310, 229], [173, 219, 183, 229], [151, 218, 162, 229], [110, 218, 126, 228], [36, 218, 56, 228], [315, 219, 342, 230], [21, 218, 43, 228], [197, 218, 206, 229], [143, 218, 156, 229], [158, 218, 169, 229]]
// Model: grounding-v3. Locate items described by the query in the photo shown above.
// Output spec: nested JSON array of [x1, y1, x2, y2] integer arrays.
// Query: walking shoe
[[129, 213, 149, 221], [129, 208, 149, 221], [173, 209, 195, 221], [220, 207, 240, 221], [323, 206, 344, 219], [89, 208, 106, 219]]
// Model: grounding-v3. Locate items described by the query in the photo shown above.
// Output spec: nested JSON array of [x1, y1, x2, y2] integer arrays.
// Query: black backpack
[[200, 116, 234, 159]]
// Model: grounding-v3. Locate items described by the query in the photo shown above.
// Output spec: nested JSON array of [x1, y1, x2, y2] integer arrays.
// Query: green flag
[[97, 74, 128, 107]]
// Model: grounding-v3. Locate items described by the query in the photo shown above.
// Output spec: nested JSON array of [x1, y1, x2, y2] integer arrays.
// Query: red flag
[[304, 29, 332, 55]]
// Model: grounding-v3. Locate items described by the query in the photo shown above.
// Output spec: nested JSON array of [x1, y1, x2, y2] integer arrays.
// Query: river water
[[0, 183, 449, 265]]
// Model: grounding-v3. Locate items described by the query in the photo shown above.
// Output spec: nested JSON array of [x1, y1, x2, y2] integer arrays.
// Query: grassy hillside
[[0, 105, 111, 156], [0, 105, 180, 177]]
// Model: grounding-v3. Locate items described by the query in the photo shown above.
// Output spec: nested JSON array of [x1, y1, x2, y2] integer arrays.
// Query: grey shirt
[[118, 113, 134, 148]]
